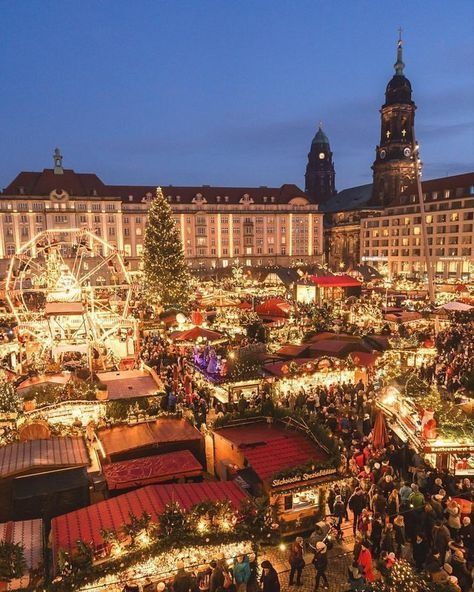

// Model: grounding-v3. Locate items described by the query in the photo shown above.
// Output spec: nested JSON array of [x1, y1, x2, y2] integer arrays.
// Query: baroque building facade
[[0, 152, 324, 276]]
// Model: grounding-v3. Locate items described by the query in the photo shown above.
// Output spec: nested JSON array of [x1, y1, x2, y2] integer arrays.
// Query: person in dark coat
[[432, 521, 450, 561], [260, 560, 280, 592], [312, 541, 329, 590], [209, 560, 224, 592], [173, 561, 192, 592], [348, 488, 367, 535], [288, 537, 305, 586], [412, 533, 429, 571]]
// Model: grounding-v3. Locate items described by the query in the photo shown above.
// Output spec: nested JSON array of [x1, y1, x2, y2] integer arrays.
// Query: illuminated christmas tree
[[142, 187, 191, 310]]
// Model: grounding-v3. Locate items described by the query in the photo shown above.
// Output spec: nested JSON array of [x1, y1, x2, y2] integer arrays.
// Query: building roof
[[103, 450, 203, 491], [51, 481, 246, 558], [96, 370, 161, 400], [0, 437, 89, 479], [3, 169, 109, 197], [312, 126, 329, 145], [393, 172, 474, 206], [98, 419, 202, 457], [320, 183, 374, 213], [214, 423, 328, 482], [111, 183, 309, 205], [0, 519, 43, 590], [2, 169, 310, 205]]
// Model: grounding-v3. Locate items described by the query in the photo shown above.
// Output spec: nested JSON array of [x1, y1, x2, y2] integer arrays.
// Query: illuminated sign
[[271, 467, 337, 488]]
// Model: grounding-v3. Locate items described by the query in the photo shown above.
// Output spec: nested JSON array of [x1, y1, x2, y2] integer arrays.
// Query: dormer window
[[128, 195, 133, 202], [216, 196, 221, 203], [192, 193, 207, 205], [167, 196, 172, 202], [239, 193, 254, 205], [176, 195, 181, 202], [142, 192, 154, 203], [263, 196, 268, 203], [224, 196, 229, 203], [270, 196, 275, 203]]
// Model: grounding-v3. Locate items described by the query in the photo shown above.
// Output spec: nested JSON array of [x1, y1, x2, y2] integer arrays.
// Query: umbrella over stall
[[170, 326, 227, 344], [372, 411, 389, 449]]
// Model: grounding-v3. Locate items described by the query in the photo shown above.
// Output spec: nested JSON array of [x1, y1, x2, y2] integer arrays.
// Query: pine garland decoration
[[0, 380, 21, 414], [157, 501, 191, 541], [142, 187, 191, 311]]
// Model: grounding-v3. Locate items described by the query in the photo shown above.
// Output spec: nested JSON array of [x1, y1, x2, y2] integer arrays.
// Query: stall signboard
[[271, 467, 337, 488], [424, 444, 474, 454]]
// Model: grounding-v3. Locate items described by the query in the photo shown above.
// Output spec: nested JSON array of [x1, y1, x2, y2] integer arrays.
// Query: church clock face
[[380, 149, 387, 159], [318, 152, 325, 160], [403, 147, 411, 157]]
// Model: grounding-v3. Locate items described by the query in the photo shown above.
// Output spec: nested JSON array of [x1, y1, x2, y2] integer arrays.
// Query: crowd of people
[[421, 321, 474, 394], [285, 442, 474, 591], [124, 552, 281, 592], [135, 310, 474, 592]]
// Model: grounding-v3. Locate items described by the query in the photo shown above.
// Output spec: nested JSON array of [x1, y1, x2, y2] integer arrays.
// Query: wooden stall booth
[[212, 418, 341, 535]]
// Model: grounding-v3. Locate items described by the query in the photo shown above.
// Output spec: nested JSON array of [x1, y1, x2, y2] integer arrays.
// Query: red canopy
[[310, 275, 362, 288], [372, 411, 389, 449], [171, 326, 226, 343], [51, 481, 247, 562], [103, 450, 202, 491], [216, 423, 328, 482], [255, 297, 291, 318]]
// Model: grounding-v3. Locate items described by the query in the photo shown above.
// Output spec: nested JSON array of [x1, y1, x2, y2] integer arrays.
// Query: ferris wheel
[[5, 228, 136, 366]]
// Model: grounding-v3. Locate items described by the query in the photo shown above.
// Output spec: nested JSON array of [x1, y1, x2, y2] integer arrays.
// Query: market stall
[[0, 437, 91, 521], [377, 386, 474, 475], [50, 480, 247, 569], [212, 418, 341, 535], [0, 518, 43, 590]]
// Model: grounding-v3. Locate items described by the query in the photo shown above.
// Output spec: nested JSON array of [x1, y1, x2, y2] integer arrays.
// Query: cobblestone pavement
[[261, 522, 355, 592]]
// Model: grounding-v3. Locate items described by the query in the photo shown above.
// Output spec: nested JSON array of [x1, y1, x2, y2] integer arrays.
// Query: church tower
[[305, 124, 336, 202], [371, 32, 416, 206]]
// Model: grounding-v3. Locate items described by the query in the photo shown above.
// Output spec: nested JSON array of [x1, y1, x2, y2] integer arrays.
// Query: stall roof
[[310, 275, 362, 288], [436, 301, 473, 312], [103, 450, 203, 491], [98, 419, 202, 457], [0, 519, 43, 591], [308, 339, 372, 358], [0, 437, 89, 479], [384, 310, 423, 323], [215, 423, 328, 482], [17, 372, 73, 393], [275, 344, 311, 358], [45, 302, 84, 316], [171, 326, 226, 343], [255, 297, 292, 318], [96, 370, 161, 400], [51, 481, 246, 556]]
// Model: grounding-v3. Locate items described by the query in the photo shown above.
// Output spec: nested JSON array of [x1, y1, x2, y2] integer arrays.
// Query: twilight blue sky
[[1, 1, 473, 192]]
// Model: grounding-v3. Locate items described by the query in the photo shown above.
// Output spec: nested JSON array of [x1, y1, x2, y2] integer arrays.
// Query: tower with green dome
[[305, 123, 336, 202]]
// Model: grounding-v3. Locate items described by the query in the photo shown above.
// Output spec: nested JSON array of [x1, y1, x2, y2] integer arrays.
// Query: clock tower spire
[[371, 31, 417, 206], [305, 123, 336, 202]]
